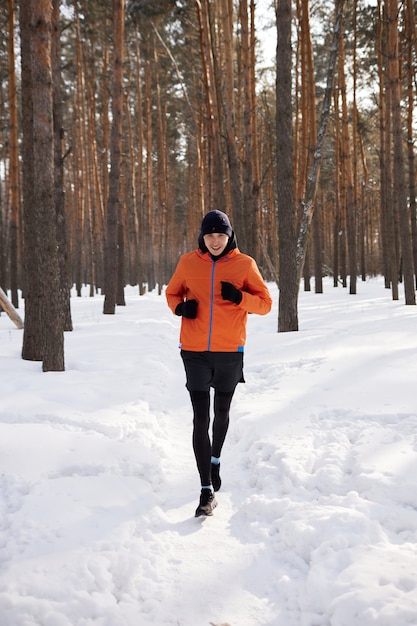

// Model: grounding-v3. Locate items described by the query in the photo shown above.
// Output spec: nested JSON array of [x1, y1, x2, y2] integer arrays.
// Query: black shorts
[[180, 350, 245, 393]]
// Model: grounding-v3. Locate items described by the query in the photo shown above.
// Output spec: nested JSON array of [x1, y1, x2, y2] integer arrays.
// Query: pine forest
[[0, 0, 417, 370]]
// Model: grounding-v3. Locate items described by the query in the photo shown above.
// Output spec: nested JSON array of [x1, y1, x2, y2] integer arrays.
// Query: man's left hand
[[221, 281, 242, 305]]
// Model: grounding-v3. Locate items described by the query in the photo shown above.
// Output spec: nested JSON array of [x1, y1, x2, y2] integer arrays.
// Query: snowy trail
[[1, 280, 417, 625]]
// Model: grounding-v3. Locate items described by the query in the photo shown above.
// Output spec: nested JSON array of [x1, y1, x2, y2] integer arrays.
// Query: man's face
[[203, 233, 229, 256]]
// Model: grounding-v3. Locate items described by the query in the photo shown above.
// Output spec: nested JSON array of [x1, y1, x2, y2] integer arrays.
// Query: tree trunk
[[195, 0, 226, 213], [52, 0, 73, 331], [103, 0, 125, 314], [338, 33, 357, 294], [20, 0, 42, 360], [386, 0, 415, 304], [405, 0, 417, 284], [276, 0, 298, 332], [7, 0, 20, 309], [313, 201, 323, 293], [239, 0, 258, 257], [143, 29, 155, 292], [218, 0, 242, 226], [21, 0, 64, 371], [377, 0, 397, 295], [296, 0, 345, 283]]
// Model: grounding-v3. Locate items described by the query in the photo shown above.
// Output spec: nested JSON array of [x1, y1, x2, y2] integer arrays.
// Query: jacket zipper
[[207, 260, 215, 350]]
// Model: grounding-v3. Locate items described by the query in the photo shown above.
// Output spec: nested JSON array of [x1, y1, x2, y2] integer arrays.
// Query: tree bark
[[195, 0, 226, 213], [21, 0, 64, 370], [52, 0, 73, 331], [338, 33, 357, 294], [103, 0, 125, 314], [276, 0, 298, 332], [296, 0, 345, 283], [386, 0, 415, 304], [405, 0, 417, 285], [7, 0, 20, 309]]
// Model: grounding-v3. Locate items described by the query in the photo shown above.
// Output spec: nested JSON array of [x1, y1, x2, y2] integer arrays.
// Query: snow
[[1, 277, 417, 626]]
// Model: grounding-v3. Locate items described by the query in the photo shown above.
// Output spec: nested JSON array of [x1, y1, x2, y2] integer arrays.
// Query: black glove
[[175, 299, 198, 319], [221, 281, 242, 305]]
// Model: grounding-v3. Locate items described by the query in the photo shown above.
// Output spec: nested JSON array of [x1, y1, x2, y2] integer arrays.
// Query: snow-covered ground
[[1, 278, 416, 626]]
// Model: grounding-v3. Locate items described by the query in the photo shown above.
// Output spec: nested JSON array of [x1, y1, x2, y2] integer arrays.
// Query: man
[[166, 210, 272, 517]]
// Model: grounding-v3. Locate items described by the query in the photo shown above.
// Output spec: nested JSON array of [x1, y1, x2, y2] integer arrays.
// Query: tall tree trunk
[[7, 0, 20, 309], [195, 0, 226, 213], [103, 0, 125, 314], [19, 0, 40, 358], [239, 0, 258, 256], [405, 0, 417, 284], [296, 0, 344, 283], [386, 0, 415, 304], [299, 0, 320, 291], [332, 128, 341, 286], [52, 0, 72, 331], [133, 30, 146, 292], [377, 0, 397, 295], [143, 29, 155, 292], [313, 201, 323, 293], [352, 0, 362, 281], [338, 32, 357, 294], [218, 0, 242, 225], [152, 34, 168, 293], [21, 0, 64, 370], [276, 0, 298, 332], [334, 92, 347, 286]]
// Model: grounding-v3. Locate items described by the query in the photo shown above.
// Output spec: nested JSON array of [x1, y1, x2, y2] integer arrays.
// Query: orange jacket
[[166, 247, 272, 352]]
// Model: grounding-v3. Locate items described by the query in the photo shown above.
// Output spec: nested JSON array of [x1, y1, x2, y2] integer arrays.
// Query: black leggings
[[189, 389, 234, 487]]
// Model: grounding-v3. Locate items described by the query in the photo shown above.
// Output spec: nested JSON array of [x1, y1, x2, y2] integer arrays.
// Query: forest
[[0, 0, 416, 370]]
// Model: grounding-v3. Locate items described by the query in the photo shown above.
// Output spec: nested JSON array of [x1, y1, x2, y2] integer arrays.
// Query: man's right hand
[[175, 299, 198, 319]]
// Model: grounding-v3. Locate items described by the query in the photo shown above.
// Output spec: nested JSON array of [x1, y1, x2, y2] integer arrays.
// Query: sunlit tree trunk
[[195, 0, 226, 212], [239, 0, 258, 257], [296, 0, 344, 285], [218, 0, 241, 225]]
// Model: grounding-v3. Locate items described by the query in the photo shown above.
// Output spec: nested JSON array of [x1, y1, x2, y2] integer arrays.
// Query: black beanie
[[200, 210, 233, 238]]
